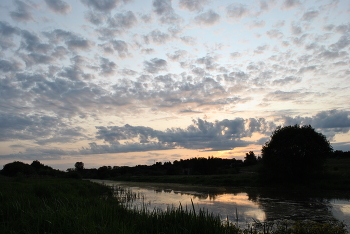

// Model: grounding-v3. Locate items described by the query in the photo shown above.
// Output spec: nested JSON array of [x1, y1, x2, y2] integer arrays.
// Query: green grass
[[0, 177, 347, 234]]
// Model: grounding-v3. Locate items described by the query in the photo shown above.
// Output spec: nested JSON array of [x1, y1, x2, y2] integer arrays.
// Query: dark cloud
[[153, 0, 173, 15], [0, 59, 22, 73], [94, 118, 276, 152], [196, 54, 218, 70], [149, 30, 171, 44], [80, 0, 121, 12], [51, 46, 69, 59], [45, 0, 71, 14], [10, 0, 34, 22], [111, 40, 129, 57], [0, 113, 74, 143], [330, 35, 350, 50], [194, 10, 220, 26], [178, 0, 209, 12], [21, 53, 54, 67], [66, 39, 94, 51], [152, 0, 182, 24], [144, 58, 167, 73], [85, 11, 106, 25], [108, 11, 137, 29], [0, 21, 19, 37], [281, 0, 300, 10], [281, 110, 350, 139], [226, 3, 249, 20], [301, 10, 319, 21], [99, 57, 117, 76], [20, 30, 51, 53]]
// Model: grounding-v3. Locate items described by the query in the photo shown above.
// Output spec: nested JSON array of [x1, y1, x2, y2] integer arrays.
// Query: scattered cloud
[[226, 3, 250, 20], [45, 0, 71, 14], [194, 10, 220, 26]]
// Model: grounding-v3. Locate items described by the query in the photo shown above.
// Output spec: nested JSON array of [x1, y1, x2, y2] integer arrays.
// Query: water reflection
[[92, 180, 350, 231]]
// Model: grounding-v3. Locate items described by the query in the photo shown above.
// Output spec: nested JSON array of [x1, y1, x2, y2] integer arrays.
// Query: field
[[0, 177, 348, 234]]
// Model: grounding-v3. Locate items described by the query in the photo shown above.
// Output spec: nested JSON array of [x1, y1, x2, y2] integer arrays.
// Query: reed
[[0, 177, 347, 234]]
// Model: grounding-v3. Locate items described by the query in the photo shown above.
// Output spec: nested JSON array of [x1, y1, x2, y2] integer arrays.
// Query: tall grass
[[0, 177, 347, 234]]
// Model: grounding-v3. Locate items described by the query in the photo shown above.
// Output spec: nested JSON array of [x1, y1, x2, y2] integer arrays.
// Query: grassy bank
[[1, 177, 347, 234], [110, 158, 350, 191]]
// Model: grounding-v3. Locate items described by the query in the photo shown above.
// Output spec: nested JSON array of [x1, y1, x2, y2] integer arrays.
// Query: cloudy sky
[[1, 0, 349, 170]]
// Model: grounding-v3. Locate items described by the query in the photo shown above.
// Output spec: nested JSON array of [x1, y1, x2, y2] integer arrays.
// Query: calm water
[[92, 180, 350, 231]]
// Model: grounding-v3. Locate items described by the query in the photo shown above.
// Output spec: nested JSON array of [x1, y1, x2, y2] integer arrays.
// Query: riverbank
[[107, 158, 350, 191], [1, 177, 348, 234]]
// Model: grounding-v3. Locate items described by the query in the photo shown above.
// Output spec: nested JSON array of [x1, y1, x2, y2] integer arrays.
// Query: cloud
[[45, 0, 71, 14], [94, 118, 276, 151], [99, 57, 117, 76], [330, 35, 350, 50], [0, 59, 22, 73], [21, 53, 55, 66], [66, 39, 94, 51], [196, 54, 218, 70], [85, 11, 106, 25], [0, 113, 82, 144], [264, 90, 312, 102], [20, 30, 51, 53], [149, 30, 171, 44], [108, 11, 137, 29], [226, 3, 250, 20], [111, 40, 129, 57], [281, 0, 300, 10], [194, 10, 220, 26], [152, 0, 182, 24], [266, 29, 283, 39], [290, 22, 302, 35], [272, 76, 301, 86], [0, 21, 19, 37], [153, 0, 173, 15], [80, 0, 122, 12], [273, 20, 285, 28], [144, 58, 167, 73], [249, 20, 266, 29], [281, 110, 350, 139], [178, 0, 209, 12], [301, 10, 319, 21], [10, 0, 34, 22]]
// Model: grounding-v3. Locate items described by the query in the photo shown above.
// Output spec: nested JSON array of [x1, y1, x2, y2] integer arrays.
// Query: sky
[[0, 0, 350, 171]]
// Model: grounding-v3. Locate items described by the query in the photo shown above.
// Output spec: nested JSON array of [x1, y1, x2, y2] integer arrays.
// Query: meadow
[[0, 176, 348, 234]]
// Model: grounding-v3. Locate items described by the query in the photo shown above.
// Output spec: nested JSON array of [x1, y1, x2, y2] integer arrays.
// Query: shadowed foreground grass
[[0, 178, 347, 234]]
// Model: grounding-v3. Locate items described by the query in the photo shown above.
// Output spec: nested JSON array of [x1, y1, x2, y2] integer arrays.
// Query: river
[[91, 180, 350, 231]]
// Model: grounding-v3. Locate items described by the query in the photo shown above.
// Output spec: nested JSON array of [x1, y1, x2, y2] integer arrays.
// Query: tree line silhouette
[[2, 149, 349, 179]]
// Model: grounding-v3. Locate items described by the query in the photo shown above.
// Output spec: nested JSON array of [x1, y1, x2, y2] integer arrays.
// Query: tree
[[1, 161, 35, 177], [244, 151, 257, 165], [74, 162, 84, 172], [261, 125, 332, 181]]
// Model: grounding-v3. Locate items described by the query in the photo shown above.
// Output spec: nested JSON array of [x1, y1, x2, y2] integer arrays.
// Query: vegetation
[[261, 125, 333, 181], [0, 177, 347, 234]]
